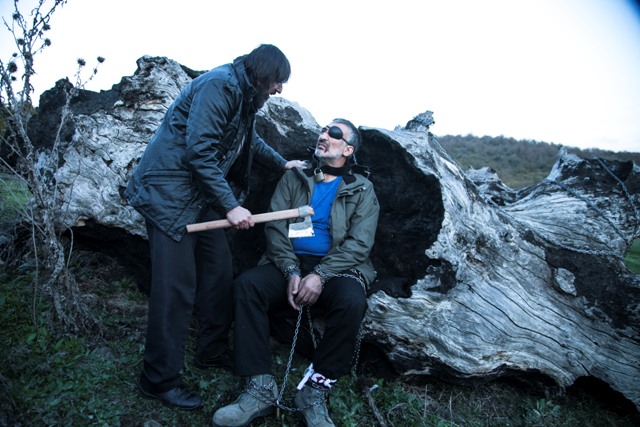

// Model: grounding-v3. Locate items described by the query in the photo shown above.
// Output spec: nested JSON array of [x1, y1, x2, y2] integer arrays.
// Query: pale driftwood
[[361, 126, 640, 409], [24, 56, 640, 409]]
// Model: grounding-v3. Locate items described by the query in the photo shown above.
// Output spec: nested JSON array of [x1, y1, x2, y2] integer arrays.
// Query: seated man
[[212, 119, 380, 427]]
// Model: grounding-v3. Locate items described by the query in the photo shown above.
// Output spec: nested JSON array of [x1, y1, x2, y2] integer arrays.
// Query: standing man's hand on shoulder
[[284, 160, 310, 170], [227, 206, 254, 230]]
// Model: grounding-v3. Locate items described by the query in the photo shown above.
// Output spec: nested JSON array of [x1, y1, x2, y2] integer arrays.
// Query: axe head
[[288, 214, 314, 238]]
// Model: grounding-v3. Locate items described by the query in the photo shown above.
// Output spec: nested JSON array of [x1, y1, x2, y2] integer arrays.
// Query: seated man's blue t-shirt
[[292, 177, 342, 257]]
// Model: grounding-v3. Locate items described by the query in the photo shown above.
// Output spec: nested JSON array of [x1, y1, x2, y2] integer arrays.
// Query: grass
[[0, 172, 30, 224], [625, 239, 640, 274], [1, 170, 639, 426], [1, 252, 639, 426]]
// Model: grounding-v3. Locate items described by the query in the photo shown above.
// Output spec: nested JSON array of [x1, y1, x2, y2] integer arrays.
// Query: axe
[[185, 205, 315, 238]]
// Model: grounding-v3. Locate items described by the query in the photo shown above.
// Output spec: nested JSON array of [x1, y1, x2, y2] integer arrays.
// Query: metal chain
[[271, 269, 368, 412], [241, 155, 638, 415], [238, 306, 321, 413], [351, 323, 364, 376], [306, 307, 318, 349], [328, 269, 367, 374], [243, 380, 323, 413], [275, 306, 309, 412], [244, 377, 280, 407]]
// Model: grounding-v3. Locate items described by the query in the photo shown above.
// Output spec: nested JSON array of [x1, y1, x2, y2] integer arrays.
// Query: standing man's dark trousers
[[233, 261, 367, 380], [140, 217, 233, 392]]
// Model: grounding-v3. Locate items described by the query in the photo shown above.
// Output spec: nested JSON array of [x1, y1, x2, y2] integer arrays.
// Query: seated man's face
[[315, 123, 352, 163]]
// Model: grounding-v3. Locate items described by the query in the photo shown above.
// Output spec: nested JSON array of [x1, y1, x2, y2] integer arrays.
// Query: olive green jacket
[[263, 166, 380, 285]]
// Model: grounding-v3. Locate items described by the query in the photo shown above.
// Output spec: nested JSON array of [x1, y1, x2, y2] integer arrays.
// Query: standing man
[[125, 44, 306, 410], [212, 119, 379, 427]]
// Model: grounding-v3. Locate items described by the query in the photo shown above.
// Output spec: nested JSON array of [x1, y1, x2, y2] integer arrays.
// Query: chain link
[[269, 269, 368, 412], [275, 306, 309, 412], [243, 377, 280, 407], [238, 149, 639, 415], [237, 306, 323, 413], [328, 269, 367, 374], [306, 307, 318, 349]]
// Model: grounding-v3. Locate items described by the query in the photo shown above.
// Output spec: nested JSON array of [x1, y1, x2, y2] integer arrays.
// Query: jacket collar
[[302, 163, 370, 185], [232, 56, 257, 110]]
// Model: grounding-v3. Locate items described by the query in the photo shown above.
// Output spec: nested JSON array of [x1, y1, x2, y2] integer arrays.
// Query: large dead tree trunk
[[19, 56, 640, 409], [359, 125, 640, 409]]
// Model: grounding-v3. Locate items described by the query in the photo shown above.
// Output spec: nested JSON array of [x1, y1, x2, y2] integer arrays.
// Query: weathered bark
[[360, 127, 640, 410], [24, 56, 640, 409]]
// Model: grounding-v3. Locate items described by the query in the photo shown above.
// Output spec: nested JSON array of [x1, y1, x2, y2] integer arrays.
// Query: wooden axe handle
[[186, 206, 314, 233]]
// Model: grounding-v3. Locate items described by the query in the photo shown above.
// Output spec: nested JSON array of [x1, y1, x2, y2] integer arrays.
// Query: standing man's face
[[253, 81, 283, 110]]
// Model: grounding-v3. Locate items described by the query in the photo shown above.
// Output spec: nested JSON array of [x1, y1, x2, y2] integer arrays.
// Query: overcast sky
[[2, 0, 639, 152]]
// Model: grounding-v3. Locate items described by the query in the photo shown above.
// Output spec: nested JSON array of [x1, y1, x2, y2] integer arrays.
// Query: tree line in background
[[436, 134, 640, 189]]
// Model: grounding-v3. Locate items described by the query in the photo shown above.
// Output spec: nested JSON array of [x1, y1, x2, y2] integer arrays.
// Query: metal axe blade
[[288, 214, 314, 238]]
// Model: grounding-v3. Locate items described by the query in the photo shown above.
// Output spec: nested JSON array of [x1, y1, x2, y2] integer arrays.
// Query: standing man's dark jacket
[[125, 56, 286, 241]]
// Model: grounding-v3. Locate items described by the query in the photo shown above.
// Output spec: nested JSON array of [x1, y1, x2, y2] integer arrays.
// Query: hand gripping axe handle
[[186, 205, 315, 237]]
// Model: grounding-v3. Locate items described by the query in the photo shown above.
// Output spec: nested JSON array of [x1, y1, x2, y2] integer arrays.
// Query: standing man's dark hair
[[125, 45, 307, 411], [244, 44, 291, 88]]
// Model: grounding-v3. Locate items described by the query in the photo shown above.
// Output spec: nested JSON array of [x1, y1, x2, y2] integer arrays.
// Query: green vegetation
[[1, 134, 638, 425], [2, 0, 108, 335], [1, 253, 639, 426], [0, 172, 30, 224], [436, 134, 640, 189], [626, 239, 640, 274], [1, 0, 638, 422]]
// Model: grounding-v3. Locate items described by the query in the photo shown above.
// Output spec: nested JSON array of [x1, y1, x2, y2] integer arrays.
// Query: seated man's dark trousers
[[232, 257, 367, 380]]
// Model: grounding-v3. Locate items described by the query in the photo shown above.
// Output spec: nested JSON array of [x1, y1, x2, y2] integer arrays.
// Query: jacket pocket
[[138, 170, 198, 222]]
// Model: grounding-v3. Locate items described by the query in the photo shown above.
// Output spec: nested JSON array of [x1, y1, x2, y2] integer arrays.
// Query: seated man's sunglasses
[[321, 126, 348, 144]]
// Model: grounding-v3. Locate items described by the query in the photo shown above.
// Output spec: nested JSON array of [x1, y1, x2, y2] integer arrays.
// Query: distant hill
[[435, 134, 640, 189]]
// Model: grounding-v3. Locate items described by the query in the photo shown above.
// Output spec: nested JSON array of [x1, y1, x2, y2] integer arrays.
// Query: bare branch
[[1, 0, 102, 333]]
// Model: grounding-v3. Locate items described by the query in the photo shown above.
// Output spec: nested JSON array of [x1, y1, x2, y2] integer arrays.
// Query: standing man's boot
[[211, 374, 277, 427], [295, 383, 335, 427]]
